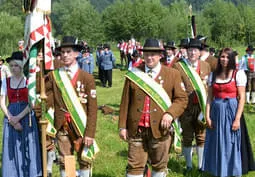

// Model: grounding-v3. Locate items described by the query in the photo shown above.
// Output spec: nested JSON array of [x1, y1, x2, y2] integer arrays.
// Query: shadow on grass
[[117, 150, 128, 158], [167, 156, 184, 174]]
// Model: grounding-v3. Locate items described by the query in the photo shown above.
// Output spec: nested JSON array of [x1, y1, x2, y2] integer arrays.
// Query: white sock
[[196, 146, 204, 169], [183, 147, 193, 168]]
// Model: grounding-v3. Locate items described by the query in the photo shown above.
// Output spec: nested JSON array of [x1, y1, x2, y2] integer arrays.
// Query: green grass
[[1, 52, 255, 177]]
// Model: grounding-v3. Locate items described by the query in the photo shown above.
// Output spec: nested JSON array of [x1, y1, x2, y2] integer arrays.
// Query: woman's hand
[[206, 117, 213, 129], [232, 119, 240, 131], [9, 115, 21, 126], [13, 122, 23, 131]]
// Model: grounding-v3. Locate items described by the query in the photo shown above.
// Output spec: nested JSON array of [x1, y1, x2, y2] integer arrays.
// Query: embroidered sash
[[125, 67, 182, 153], [52, 68, 87, 137], [178, 59, 207, 125], [36, 95, 56, 137], [53, 69, 99, 160]]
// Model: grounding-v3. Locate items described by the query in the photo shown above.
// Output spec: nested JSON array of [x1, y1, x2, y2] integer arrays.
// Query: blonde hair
[[9, 60, 24, 75]]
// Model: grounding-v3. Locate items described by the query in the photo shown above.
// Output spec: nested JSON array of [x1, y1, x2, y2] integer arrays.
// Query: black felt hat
[[188, 38, 202, 49], [246, 45, 254, 52], [132, 50, 139, 57], [6, 51, 23, 63], [178, 38, 190, 48], [82, 46, 90, 54], [0, 56, 5, 63], [57, 36, 84, 51], [103, 43, 110, 49], [209, 47, 215, 53], [164, 41, 177, 49], [197, 35, 209, 49], [140, 39, 164, 52]]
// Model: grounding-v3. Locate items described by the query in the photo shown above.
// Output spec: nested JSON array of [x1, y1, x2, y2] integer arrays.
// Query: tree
[[238, 2, 255, 45], [52, 0, 104, 46], [0, 12, 23, 55], [102, 0, 134, 41], [132, 0, 169, 40], [202, 0, 244, 47], [160, 0, 191, 41]]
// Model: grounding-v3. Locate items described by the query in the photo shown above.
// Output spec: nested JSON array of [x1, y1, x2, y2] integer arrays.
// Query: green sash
[[53, 68, 87, 136], [53, 69, 99, 161], [125, 68, 182, 153], [36, 95, 56, 137], [45, 107, 57, 137], [178, 60, 207, 125]]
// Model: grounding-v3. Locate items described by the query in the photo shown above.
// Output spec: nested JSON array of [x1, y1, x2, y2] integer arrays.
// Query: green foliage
[[0, 12, 23, 55], [237, 2, 255, 45], [52, 0, 104, 46], [160, 0, 190, 41], [202, 0, 244, 47], [102, 0, 134, 41]]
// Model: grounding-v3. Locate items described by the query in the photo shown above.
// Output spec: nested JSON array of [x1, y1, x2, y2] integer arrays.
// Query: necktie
[[66, 68, 72, 78], [147, 69, 153, 78]]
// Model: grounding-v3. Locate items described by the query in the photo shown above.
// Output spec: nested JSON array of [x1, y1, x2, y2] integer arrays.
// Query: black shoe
[[47, 172, 52, 177]]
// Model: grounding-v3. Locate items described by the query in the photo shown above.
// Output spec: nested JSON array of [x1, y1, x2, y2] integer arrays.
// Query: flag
[[23, 0, 53, 106]]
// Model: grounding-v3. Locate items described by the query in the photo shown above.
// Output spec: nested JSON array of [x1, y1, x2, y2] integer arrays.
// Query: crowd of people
[[0, 35, 255, 177]]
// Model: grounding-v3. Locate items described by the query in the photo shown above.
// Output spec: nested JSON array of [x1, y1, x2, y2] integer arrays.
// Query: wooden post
[[39, 58, 48, 177], [40, 119, 48, 177], [64, 155, 76, 177]]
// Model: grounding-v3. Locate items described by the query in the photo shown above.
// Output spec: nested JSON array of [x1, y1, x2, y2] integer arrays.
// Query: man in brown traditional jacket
[[45, 36, 97, 177], [197, 35, 218, 72], [173, 38, 211, 174], [119, 38, 188, 177]]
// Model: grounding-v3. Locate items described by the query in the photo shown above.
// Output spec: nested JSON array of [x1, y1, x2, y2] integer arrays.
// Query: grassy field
[[1, 51, 255, 177]]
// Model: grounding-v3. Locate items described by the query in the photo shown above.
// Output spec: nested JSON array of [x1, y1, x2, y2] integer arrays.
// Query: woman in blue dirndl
[[202, 48, 246, 177], [0, 51, 42, 177]]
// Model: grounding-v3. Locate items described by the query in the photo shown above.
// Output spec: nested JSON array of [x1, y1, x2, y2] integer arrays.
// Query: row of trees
[[1, 0, 255, 55]]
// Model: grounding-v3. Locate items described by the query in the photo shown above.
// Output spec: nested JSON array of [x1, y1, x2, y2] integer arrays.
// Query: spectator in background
[[177, 38, 189, 60], [239, 45, 255, 104], [209, 47, 216, 56], [99, 43, 115, 88], [162, 41, 179, 67], [96, 44, 104, 83], [78, 46, 94, 74], [0, 56, 11, 88], [128, 50, 143, 71]]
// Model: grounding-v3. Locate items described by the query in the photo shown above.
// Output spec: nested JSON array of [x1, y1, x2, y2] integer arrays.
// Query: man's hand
[[119, 128, 128, 141], [83, 136, 94, 147], [161, 113, 173, 130], [33, 105, 42, 119]]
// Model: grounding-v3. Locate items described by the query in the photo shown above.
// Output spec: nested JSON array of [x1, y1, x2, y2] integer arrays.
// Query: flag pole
[[38, 42, 48, 177], [39, 61, 48, 177]]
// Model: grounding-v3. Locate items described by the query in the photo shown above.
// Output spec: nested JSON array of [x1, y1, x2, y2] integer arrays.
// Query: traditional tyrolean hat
[[164, 41, 177, 49], [57, 36, 84, 51], [6, 51, 23, 63], [178, 38, 190, 49], [140, 39, 164, 52], [188, 38, 202, 49]]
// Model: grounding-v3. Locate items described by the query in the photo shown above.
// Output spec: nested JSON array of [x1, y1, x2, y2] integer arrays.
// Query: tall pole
[[39, 59, 48, 177]]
